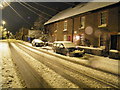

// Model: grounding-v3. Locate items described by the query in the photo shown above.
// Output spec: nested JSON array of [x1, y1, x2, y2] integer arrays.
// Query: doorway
[[110, 35, 117, 50]]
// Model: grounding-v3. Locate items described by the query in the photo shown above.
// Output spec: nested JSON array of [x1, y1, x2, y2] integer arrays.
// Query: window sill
[[79, 27, 85, 29], [63, 29, 67, 31], [54, 30, 57, 32], [98, 24, 107, 28]]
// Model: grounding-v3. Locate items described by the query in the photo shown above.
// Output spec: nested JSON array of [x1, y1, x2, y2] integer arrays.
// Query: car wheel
[[80, 54, 83, 57], [32, 43, 34, 46], [35, 43, 37, 47]]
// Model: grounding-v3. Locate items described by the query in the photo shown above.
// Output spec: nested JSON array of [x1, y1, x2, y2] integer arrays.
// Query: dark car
[[53, 41, 85, 57], [32, 39, 44, 47]]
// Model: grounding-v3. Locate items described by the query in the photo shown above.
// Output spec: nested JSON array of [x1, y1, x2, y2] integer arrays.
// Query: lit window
[[63, 21, 67, 31], [80, 16, 85, 29], [64, 35, 67, 41]]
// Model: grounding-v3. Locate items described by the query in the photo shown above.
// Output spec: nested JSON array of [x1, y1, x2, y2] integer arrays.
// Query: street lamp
[[1, 20, 6, 39], [2, 20, 6, 26], [4, 28, 6, 31]]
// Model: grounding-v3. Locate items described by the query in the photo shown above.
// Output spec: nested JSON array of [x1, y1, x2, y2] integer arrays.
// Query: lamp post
[[2, 20, 6, 39], [2, 20, 6, 26]]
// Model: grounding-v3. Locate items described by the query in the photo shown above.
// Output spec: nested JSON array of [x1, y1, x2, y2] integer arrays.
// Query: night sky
[[2, 2, 78, 34]]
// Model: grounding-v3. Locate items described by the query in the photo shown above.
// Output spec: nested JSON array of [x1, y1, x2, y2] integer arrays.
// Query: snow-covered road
[[0, 40, 119, 88], [11, 42, 119, 88]]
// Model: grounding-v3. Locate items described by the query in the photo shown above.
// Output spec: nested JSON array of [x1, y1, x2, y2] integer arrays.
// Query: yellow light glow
[[75, 35, 80, 40], [2, 20, 6, 25], [0, 2, 10, 9], [0, 4, 3, 8], [4, 28, 6, 31]]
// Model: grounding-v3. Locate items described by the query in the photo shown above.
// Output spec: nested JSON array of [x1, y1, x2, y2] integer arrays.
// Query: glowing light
[[73, 35, 80, 42], [0, 1, 10, 9], [4, 28, 6, 31], [0, 26, 3, 29], [7, 31, 10, 33], [0, 4, 3, 8], [75, 35, 80, 40], [2, 20, 6, 25]]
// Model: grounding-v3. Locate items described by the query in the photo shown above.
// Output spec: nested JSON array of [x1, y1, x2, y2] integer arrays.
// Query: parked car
[[32, 39, 44, 47], [44, 42, 53, 47], [53, 41, 85, 57]]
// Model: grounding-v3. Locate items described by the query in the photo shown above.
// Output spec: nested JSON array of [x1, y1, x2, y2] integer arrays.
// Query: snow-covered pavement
[[0, 41, 23, 88], [0, 42, 3, 89]]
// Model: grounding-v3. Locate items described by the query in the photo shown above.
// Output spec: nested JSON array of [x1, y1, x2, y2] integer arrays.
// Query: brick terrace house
[[44, 2, 120, 58]]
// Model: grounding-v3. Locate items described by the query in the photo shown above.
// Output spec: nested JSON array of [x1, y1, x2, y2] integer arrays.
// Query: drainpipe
[[71, 17, 74, 42]]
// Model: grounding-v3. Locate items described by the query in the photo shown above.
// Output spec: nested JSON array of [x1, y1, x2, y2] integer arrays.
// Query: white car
[[32, 39, 44, 47]]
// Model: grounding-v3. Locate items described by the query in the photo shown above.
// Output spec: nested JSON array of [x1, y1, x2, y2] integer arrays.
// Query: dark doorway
[[110, 35, 117, 50]]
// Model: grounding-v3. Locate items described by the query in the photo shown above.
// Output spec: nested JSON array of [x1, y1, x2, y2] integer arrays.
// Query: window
[[64, 35, 67, 41], [80, 16, 85, 29], [99, 11, 108, 27], [63, 21, 67, 31]]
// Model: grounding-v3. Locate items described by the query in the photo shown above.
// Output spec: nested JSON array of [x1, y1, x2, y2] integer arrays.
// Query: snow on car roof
[[53, 41, 76, 48], [44, 2, 118, 25], [53, 41, 72, 43], [33, 39, 43, 42]]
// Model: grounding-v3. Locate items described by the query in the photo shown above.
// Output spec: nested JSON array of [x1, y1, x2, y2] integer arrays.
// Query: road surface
[[0, 40, 119, 88]]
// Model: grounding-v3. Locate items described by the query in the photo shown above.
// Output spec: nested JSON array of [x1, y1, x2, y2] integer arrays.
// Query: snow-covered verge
[[0, 42, 24, 88]]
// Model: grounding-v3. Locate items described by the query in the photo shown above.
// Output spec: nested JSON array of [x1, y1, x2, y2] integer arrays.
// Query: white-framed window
[[63, 21, 67, 31], [80, 16, 85, 29], [98, 11, 108, 27]]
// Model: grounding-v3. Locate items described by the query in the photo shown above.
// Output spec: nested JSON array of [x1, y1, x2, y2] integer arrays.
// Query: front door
[[110, 35, 117, 50]]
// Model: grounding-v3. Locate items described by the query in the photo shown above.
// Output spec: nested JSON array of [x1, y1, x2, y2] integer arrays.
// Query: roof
[[44, 2, 119, 25]]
